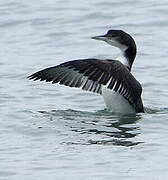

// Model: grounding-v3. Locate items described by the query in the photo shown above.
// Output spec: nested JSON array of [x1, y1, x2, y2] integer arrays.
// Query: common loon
[[28, 29, 144, 114]]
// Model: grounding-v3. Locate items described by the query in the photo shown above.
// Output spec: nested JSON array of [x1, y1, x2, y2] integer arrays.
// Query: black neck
[[124, 42, 137, 71]]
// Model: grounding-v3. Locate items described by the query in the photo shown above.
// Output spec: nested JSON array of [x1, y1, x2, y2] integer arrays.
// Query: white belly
[[102, 87, 136, 114]]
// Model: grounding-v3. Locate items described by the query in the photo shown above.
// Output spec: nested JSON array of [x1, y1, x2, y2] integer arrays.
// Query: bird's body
[[101, 54, 136, 114], [29, 29, 144, 114], [102, 87, 136, 114]]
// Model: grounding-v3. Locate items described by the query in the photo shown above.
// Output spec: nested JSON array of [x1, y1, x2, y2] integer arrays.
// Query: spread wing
[[28, 58, 144, 112]]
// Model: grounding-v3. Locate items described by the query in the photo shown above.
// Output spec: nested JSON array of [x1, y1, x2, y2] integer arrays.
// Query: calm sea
[[1, 0, 168, 179]]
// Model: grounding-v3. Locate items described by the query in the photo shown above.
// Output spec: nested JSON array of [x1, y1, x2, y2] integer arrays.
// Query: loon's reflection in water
[[39, 109, 143, 147]]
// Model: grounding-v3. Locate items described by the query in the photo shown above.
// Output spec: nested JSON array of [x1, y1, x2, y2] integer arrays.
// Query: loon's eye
[[107, 33, 117, 38], [112, 34, 117, 37]]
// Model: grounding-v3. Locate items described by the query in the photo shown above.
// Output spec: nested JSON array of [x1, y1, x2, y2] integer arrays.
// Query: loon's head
[[92, 29, 137, 70]]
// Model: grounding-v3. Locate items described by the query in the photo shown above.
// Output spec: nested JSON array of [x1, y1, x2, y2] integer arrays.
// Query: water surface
[[1, 0, 168, 179]]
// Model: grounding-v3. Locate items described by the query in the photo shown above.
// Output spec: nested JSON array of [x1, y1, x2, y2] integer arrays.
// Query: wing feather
[[28, 58, 143, 112]]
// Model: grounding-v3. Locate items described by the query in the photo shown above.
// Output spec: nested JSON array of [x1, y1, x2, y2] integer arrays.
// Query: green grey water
[[1, 1, 168, 179]]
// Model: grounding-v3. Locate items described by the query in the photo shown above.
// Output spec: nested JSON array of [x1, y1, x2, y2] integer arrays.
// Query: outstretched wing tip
[[27, 74, 33, 79], [27, 74, 36, 80], [28, 71, 44, 82]]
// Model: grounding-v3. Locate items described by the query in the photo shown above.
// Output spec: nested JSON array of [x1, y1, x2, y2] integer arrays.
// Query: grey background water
[[1, 0, 168, 179]]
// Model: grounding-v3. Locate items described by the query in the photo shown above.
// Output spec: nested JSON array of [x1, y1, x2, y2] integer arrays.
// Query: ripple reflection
[[39, 109, 143, 147]]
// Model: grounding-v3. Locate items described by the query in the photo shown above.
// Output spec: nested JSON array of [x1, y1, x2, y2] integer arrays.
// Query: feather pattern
[[28, 58, 144, 112]]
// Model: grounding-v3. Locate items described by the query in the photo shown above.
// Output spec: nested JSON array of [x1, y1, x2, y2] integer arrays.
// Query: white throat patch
[[116, 55, 129, 67], [105, 39, 128, 51]]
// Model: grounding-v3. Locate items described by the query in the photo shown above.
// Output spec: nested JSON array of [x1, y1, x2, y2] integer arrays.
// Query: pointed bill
[[91, 35, 106, 41]]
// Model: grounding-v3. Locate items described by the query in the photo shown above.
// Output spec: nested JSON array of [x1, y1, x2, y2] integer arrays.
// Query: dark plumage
[[28, 29, 144, 113], [28, 59, 144, 112]]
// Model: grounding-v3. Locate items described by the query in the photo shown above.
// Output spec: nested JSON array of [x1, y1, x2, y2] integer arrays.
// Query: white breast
[[102, 86, 136, 114]]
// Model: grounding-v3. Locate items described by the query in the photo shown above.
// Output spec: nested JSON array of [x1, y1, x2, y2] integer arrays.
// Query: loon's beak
[[91, 34, 107, 41]]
